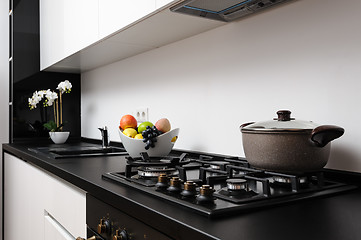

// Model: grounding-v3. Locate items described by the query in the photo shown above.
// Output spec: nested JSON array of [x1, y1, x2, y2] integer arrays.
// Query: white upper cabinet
[[156, 0, 174, 8], [98, 0, 156, 39], [41, 0, 226, 73], [40, 0, 99, 70]]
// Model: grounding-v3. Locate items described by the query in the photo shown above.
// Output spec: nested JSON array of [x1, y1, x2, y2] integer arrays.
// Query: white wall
[[81, 0, 361, 173], [0, 0, 9, 239]]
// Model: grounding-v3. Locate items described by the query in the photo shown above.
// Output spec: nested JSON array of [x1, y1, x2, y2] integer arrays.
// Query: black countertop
[[3, 141, 361, 240]]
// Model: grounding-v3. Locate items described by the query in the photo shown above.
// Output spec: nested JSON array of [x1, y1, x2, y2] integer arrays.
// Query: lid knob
[[276, 110, 292, 121]]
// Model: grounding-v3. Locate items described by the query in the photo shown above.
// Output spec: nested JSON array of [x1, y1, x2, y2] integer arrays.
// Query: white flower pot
[[49, 131, 70, 144]]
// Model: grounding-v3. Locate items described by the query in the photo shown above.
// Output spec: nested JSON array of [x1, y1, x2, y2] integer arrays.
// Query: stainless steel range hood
[[170, 0, 292, 22]]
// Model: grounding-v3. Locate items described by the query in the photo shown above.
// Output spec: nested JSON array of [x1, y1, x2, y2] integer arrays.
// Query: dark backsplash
[[10, 0, 81, 143], [12, 72, 81, 142]]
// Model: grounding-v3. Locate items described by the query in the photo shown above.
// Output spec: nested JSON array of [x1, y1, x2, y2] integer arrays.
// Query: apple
[[155, 118, 171, 133], [122, 128, 137, 138], [137, 121, 154, 133], [119, 114, 137, 130]]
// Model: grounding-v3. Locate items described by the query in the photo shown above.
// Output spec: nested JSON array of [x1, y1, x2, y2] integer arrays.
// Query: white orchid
[[28, 97, 38, 110], [28, 80, 72, 132], [28, 90, 47, 110], [38, 90, 46, 97], [44, 89, 58, 107], [57, 80, 72, 94]]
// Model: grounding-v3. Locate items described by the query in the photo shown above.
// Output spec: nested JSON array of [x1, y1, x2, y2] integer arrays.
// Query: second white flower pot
[[49, 131, 70, 144]]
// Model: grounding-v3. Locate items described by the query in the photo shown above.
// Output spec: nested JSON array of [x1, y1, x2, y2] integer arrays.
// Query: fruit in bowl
[[119, 115, 137, 130], [134, 134, 143, 139], [122, 128, 137, 138], [155, 118, 171, 133], [137, 121, 154, 133], [118, 115, 179, 159]]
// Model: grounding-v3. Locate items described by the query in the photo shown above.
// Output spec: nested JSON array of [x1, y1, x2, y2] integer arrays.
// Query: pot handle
[[311, 125, 344, 147], [240, 122, 255, 130]]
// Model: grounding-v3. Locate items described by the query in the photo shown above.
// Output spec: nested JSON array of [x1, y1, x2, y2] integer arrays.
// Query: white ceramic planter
[[49, 131, 70, 144]]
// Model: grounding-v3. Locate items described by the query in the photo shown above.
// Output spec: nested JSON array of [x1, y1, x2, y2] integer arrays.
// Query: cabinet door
[[98, 0, 156, 39], [4, 153, 86, 240], [4, 153, 45, 240], [44, 212, 75, 240], [43, 169, 86, 238], [40, 0, 99, 70]]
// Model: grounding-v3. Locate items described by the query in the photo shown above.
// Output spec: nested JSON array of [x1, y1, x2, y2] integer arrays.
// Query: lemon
[[123, 128, 137, 138], [134, 134, 143, 139]]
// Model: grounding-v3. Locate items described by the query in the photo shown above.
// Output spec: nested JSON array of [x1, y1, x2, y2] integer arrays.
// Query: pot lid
[[241, 110, 320, 132]]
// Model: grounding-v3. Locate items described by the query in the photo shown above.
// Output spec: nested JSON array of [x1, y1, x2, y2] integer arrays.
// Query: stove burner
[[138, 166, 178, 178], [226, 178, 249, 191], [273, 175, 308, 185], [126, 152, 191, 168], [209, 161, 229, 170]]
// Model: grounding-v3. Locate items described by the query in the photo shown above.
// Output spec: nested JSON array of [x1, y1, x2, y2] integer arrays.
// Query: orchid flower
[[28, 90, 47, 110], [57, 80, 72, 94], [28, 80, 72, 132], [44, 89, 58, 107]]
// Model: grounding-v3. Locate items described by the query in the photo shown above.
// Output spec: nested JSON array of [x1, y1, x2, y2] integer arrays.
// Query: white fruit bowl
[[118, 128, 179, 159]]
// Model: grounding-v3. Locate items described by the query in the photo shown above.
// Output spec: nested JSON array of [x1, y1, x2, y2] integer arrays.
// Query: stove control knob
[[97, 219, 111, 234], [76, 236, 98, 240], [167, 177, 182, 193], [155, 173, 169, 189], [113, 229, 130, 240], [196, 185, 215, 204], [181, 181, 197, 198]]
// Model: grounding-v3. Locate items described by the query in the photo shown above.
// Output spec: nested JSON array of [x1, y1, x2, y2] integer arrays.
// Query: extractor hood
[[170, 0, 292, 22]]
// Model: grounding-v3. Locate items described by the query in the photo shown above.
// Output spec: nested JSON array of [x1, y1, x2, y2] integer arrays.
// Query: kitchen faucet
[[98, 126, 109, 148]]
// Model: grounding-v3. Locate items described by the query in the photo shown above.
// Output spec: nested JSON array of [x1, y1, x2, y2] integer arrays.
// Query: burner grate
[[102, 152, 358, 218]]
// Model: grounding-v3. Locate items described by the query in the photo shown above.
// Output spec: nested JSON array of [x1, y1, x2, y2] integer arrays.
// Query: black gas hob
[[102, 151, 357, 218]]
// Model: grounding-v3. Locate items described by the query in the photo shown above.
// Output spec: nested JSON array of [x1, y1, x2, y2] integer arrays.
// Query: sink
[[29, 145, 128, 159]]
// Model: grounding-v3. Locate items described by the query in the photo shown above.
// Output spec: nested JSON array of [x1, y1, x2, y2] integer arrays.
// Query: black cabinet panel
[[10, 0, 81, 142], [13, 0, 39, 83]]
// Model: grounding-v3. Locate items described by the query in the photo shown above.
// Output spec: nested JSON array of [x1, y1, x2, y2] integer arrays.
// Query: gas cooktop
[[103, 151, 357, 218]]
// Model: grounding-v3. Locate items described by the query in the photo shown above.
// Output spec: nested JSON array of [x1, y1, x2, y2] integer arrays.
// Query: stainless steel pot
[[240, 110, 344, 173]]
